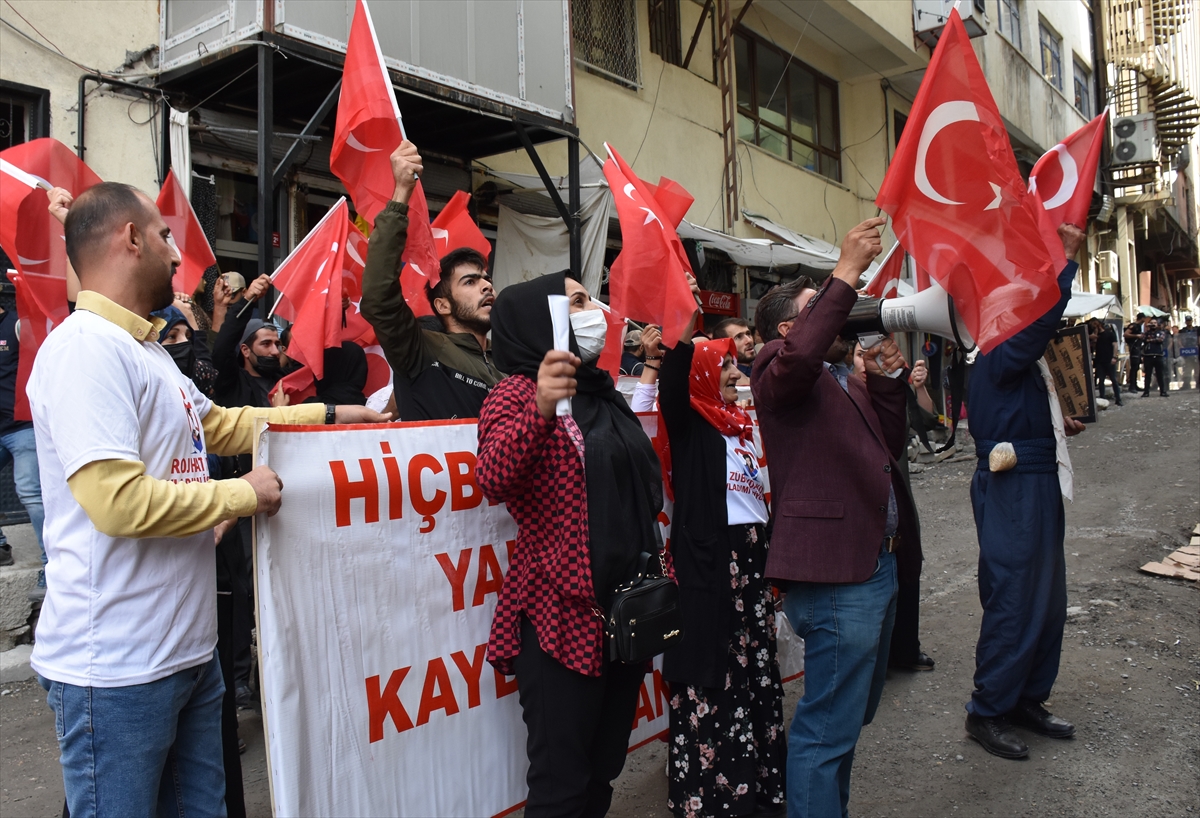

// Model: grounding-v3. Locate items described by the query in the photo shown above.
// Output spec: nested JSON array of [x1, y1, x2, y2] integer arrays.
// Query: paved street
[[3, 389, 1197, 817]]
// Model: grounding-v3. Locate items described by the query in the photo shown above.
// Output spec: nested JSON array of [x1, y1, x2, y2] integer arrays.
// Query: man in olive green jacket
[[361, 141, 502, 420]]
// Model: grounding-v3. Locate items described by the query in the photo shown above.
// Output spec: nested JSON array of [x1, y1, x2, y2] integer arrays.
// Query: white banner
[[255, 420, 671, 817]]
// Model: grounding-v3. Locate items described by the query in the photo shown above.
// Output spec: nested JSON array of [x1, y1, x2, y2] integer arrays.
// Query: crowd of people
[[6, 136, 1190, 818]]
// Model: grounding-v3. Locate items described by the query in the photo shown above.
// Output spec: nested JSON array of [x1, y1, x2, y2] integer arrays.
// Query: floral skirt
[[667, 525, 786, 818]]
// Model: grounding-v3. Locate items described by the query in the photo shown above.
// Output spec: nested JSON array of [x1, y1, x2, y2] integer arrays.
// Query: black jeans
[[1094, 358, 1122, 403], [1127, 354, 1142, 391], [1142, 355, 1167, 395], [514, 617, 645, 818]]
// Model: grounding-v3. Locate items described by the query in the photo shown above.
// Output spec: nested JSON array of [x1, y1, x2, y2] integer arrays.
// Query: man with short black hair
[[752, 275, 818, 345], [1124, 314, 1146, 392], [30, 182, 389, 817], [712, 317, 756, 377], [1141, 317, 1169, 397], [1179, 315, 1198, 389], [361, 141, 502, 420]]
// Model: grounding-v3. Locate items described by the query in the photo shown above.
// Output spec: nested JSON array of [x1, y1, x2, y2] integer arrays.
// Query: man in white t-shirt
[[29, 182, 390, 818]]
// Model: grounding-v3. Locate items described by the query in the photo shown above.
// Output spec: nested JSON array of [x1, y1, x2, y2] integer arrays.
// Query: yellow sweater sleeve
[[200, 403, 325, 456], [67, 460, 260, 539]]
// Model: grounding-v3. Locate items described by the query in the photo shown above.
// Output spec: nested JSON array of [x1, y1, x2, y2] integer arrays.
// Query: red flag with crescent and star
[[331, 0, 438, 317], [602, 143, 698, 348], [875, 9, 1060, 354], [1029, 110, 1107, 248], [864, 242, 905, 299], [0, 138, 102, 279], [269, 199, 349, 380], [156, 169, 216, 297], [5, 271, 68, 421]]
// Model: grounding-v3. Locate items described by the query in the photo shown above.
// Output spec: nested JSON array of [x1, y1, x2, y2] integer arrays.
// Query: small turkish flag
[[602, 143, 698, 348], [156, 169, 215, 297], [875, 9, 1059, 353], [269, 365, 318, 406], [360, 343, 393, 398], [1029, 110, 1107, 251], [6, 271, 68, 421], [430, 190, 492, 261], [864, 242, 905, 299], [0, 138, 102, 278], [270, 199, 349, 379]]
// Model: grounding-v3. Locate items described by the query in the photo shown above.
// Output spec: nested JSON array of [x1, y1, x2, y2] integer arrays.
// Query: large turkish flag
[[875, 9, 1060, 353]]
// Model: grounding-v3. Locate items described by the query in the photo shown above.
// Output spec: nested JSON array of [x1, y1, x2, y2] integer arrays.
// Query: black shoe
[[891, 652, 935, 671], [235, 684, 254, 709], [965, 714, 1029, 759], [0, 544, 12, 567], [1010, 700, 1075, 738], [238, 737, 247, 755]]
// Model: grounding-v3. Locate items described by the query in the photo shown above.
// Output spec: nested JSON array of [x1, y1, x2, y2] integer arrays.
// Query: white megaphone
[[841, 281, 975, 377]]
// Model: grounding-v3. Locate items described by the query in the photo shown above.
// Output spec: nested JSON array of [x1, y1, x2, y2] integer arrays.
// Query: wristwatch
[[325, 404, 337, 425]]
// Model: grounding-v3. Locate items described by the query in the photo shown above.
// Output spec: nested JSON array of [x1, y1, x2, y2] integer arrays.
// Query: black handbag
[[606, 550, 684, 663]]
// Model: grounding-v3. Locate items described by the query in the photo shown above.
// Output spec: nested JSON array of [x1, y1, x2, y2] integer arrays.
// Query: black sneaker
[[0, 544, 12, 567]]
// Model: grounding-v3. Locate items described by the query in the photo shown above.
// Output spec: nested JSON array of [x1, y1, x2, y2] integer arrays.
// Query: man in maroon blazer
[[751, 217, 922, 818]]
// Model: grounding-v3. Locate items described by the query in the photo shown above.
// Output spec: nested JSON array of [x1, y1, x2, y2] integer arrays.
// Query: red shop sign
[[699, 289, 740, 316]]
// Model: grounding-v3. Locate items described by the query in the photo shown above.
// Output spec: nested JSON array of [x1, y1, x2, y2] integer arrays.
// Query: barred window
[[998, 0, 1022, 50], [1039, 20, 1063, 91], [648, 0, 682, 66], [734, 30, 841, 183], [573, 0, 640, 88]]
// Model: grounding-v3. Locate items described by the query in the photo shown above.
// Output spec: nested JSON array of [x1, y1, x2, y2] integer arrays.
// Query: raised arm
[[360, 141, 428, 380]]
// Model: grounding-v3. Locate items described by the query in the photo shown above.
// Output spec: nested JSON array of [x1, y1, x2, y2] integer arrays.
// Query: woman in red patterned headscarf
[[658, 336, 786, 818]]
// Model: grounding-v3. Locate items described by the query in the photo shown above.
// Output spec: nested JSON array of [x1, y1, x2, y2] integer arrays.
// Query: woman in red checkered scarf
[[658, 336, 786, 818]]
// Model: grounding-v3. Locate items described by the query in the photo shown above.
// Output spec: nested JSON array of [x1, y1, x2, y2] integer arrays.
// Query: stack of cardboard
[[1139, 525, 1200, 582]]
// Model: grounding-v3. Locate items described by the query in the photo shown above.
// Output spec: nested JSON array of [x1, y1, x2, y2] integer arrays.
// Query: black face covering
[[490, 272, 663, 609], [164, 341, 195, 376], [251, 353, 283, 382]]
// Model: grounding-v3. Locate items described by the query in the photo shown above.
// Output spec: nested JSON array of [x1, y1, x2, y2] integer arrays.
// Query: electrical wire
[[631, 60, 667, 169], [1, 4, 153, 79]]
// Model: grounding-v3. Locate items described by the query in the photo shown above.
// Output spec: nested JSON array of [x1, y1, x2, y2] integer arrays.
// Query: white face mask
[[569, 308, 607, 363]]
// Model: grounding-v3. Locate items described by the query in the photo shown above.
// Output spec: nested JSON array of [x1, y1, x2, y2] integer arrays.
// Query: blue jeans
[[41, 651, 227, 818], [0, 425, 45, 565], [782, 551, 898, 818]]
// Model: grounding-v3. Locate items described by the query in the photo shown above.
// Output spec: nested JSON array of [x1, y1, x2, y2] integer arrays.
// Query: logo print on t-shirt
[[180, 388, 204, 454]]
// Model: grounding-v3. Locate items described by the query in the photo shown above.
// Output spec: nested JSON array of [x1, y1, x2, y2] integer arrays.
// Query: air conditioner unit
[[1097, 250, 1119, 283], [1111, 114, 1157, 165], [914, 0, 987, 47]]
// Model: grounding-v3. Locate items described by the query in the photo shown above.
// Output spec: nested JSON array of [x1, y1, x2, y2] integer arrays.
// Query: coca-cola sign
[[700, 289, 740, 316]]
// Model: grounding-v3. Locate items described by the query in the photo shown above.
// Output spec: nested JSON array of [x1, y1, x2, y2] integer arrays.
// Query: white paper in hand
[[547, 294, 571, 416]]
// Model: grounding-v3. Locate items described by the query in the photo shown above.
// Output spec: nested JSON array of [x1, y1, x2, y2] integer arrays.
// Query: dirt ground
[[3, 388, 1197, 817]]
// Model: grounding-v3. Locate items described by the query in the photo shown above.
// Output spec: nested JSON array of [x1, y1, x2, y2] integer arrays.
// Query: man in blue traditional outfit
[[963, 224, 1087, 759]]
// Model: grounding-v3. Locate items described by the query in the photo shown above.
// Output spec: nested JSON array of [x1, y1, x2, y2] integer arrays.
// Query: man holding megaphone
[[750, 217, 923, 817]]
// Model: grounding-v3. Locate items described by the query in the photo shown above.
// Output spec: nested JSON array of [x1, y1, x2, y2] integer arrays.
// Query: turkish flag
[[156, 169, 215, 297], [330, 0, 403, 226], [602, 143, 698, 348], [431, 190, 491, 260], [270, 199, 349, 379], [864, 242, 905, 299], [1030, 110, 1107, 240], [340, 220, 377, 345], [6, 271, 68, 421], [594, 300, 627, 382], [875, 9, 1059, 354], [269, 365, 318, 406], [0, 138, 102, 278], [361, 344, 393, 399]]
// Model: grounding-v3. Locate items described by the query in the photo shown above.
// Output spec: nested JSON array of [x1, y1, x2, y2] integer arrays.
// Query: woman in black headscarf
[[476, 271, 666, 817]]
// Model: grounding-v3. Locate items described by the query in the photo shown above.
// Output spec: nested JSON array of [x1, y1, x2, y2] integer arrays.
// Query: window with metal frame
[[1073, 59, 1092, 117], [572, 0, 641, 88], [1039, 20, 1063, 91], [734, 29, 841, 183], [0, 81, 50, 151], [648, 0, 683, 67], [997, 0, 1022, 50]]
